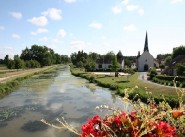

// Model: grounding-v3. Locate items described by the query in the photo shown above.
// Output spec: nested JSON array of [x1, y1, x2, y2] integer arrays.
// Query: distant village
[[95, 32, 185, 76]]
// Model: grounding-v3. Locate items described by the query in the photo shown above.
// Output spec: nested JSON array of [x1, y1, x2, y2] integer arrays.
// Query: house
[[136, 32, 155, 71], [96, 51, 124, 70], [163, 55, 185, 76]]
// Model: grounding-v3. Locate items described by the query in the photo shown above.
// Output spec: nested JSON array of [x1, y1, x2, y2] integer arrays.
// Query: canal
[[0, 66, 128, 137]]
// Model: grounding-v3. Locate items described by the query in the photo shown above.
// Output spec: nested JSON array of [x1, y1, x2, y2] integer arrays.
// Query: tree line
[[1, 45, 71, 69]]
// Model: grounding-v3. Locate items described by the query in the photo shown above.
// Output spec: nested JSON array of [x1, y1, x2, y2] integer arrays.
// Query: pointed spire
[[144, 31, 149, 52]]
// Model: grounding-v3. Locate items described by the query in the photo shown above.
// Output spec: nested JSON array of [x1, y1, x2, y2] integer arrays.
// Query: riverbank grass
[[71, 68, 183, 107]]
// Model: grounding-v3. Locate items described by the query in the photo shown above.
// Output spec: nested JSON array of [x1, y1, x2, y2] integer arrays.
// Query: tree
[[176, 64, 185, 76], [172, 46, 185, 59], [84, 59, 96, 72], [105, 51, 115, 60], [14, 57, 25, 70], [7, 60, 15, 69], [111, 55, 120, 77], [164, 56, 172, 65], [159, 64, 165, 71], [149, 68, 157, 80], [4, 55, 9, 65]]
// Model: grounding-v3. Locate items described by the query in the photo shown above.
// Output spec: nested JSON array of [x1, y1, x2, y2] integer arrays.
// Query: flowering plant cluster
[[81, 108, 181, 137]]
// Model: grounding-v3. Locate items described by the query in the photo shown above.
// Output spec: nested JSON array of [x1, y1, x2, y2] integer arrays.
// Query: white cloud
[[64, 0, 77, 3], [10, 12, 22, 19], [123, 24, 137, 32], [0, 26, 5, 31], [112, 6, 122, 14], [171, 0, 183, 4], [126, 5, 139, 11], [70, 40, 86, 51], [42, 8, 62, 21], [0, 46, 14, 59], [138, 8, 144, 15], [39, 37, 48, 42], [31, 28, 48, 35], [122, 0, 129, 5], [57, 29, 66, 37], [12, 33, 21, 39], [89, 22, 102, 29], [28, 16, 48, 26]]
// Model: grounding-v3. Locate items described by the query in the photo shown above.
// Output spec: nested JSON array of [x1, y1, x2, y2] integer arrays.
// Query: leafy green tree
[[172, 46, 185, 59], [159, 64, 165, 71], [4, 55, 9, 65], [84, 59, 96, 72], [25, 60, 31, 68], [149, 68, 157, 80], [124, 59, 132, 68], [105, 51, 115, 60], [176, 64, 185, 76], [70, 50, 88, 67], [164, 56, 172, 65], [112, 55, 120, 77], [14, 58, 25, 70], [20, 47, 32, 61], [7, 60, 15, 69], [61, 55, 70, 64], [30, 60, 40, 68]]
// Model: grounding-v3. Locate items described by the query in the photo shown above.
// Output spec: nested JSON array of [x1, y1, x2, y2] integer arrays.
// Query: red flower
[[155, 121, 177, 137]]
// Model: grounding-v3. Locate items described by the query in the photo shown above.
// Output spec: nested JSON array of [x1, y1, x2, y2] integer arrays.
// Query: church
[[136, 32, 154, 71]]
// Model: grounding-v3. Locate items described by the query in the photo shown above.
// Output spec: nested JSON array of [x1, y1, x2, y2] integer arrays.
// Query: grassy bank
[[0, 65, 60, 98], [70, 68, 184, 108]]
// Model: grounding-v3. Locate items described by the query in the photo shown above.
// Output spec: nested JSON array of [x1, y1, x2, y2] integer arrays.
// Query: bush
[[149, 68, 157, 80]]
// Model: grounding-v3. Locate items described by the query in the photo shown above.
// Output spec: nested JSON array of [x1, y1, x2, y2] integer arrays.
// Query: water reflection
[[0, 66, 127, 137]]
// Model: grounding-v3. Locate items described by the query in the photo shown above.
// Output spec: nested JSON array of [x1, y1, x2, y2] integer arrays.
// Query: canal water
[[0, 66, 128, 137]]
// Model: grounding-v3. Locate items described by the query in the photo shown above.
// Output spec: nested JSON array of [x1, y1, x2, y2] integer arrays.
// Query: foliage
[[111, 55, 120, 76], [156, 54, 171, 64], [14, 57, 25, 70], [164, 56, 172, 65], [4, 55, 9, 66], [7, 59, 15, 69], [70, 50, 88, 68], [172, 45, 185, 59], [148, 68, 157, 80], [176, 64, 185, 76], [3, 45, 70, 69], [20, 45, 70, 67], [154, 75, 185, 83], [124, 56, 136, 68]]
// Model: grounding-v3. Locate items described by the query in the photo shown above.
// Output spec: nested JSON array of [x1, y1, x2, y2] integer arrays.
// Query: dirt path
[[0, 67, 52, 83], [138, 72, 179, 89]]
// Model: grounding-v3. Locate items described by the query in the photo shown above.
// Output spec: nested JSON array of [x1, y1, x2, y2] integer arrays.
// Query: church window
[[145, 59, 147, 62]]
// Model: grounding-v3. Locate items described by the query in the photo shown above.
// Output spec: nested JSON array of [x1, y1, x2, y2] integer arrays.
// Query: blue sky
[[0, 0, 185, 59]]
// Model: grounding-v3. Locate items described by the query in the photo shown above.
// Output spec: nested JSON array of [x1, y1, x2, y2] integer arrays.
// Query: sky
[[0, 0, 185, 59]]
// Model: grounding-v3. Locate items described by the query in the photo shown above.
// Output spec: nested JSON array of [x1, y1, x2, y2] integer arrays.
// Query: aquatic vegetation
[[0, 105, 40, 123], [0, 109, 17, 122], [21, 120, 48, 132]]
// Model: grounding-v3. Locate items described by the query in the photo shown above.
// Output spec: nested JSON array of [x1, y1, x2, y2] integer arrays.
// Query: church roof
[[144, 32, 149, 52]]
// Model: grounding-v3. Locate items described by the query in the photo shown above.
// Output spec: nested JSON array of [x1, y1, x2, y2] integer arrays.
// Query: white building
[[96, 51, 124, 70], [136, 32, 154, 71]]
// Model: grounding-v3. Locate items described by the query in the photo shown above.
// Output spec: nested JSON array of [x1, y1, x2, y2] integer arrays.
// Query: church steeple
[[144, 31, 149, 52]]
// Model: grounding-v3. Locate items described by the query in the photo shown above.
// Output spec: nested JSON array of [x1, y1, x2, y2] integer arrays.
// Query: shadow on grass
[[116, 80, 130, 83]]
